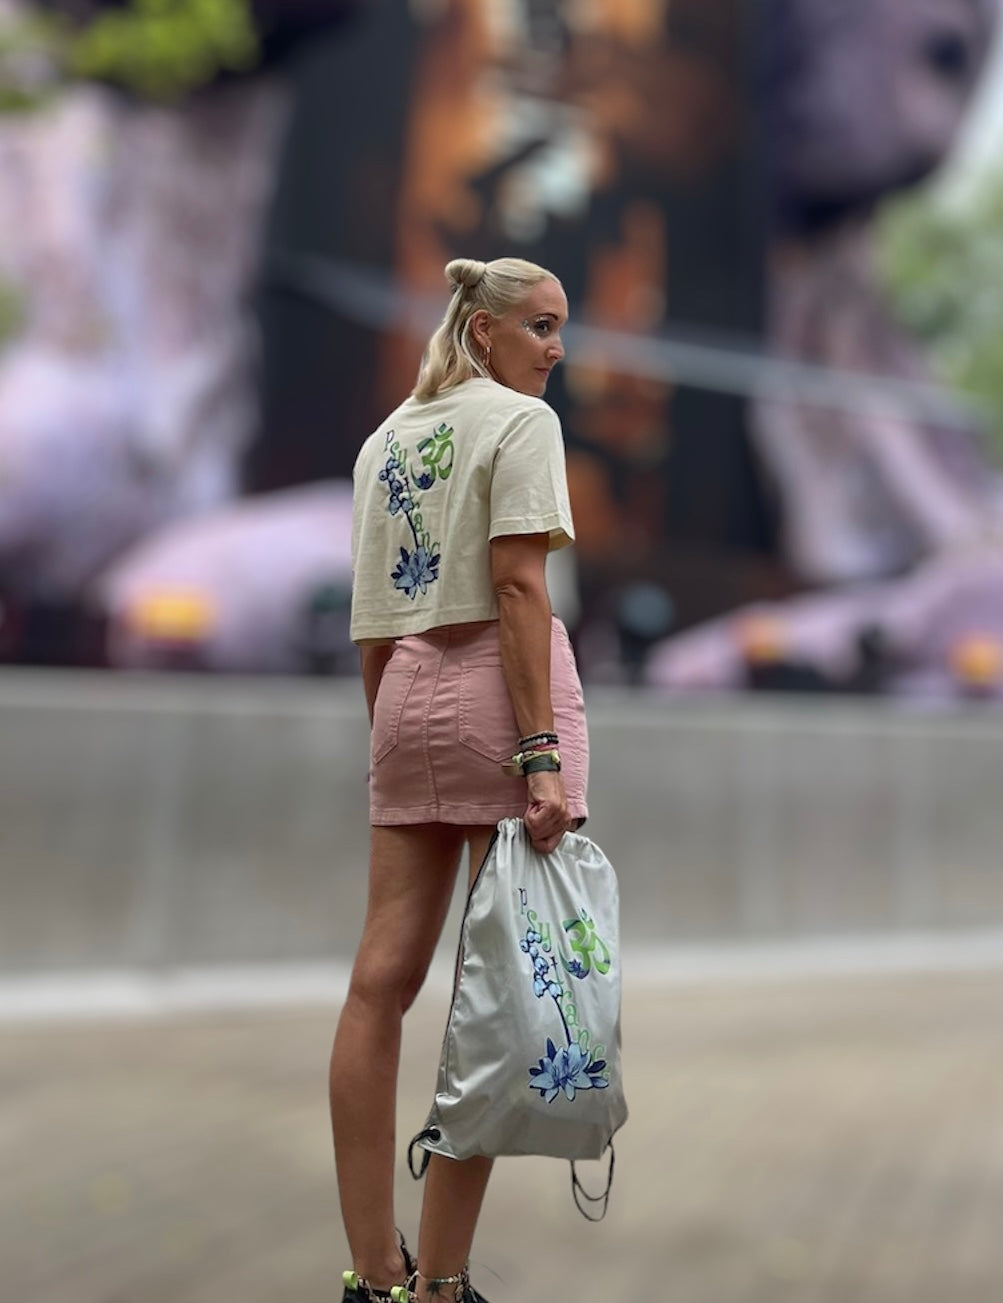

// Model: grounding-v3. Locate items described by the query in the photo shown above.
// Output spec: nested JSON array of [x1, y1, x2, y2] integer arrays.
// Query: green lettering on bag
[[578, 1028, 607, 1063], [526, 909, 552, 952], [560, 908, 612, 977]]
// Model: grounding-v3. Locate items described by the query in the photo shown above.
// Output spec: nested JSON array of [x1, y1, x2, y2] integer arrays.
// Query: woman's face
[[477, 278, 568, 398]]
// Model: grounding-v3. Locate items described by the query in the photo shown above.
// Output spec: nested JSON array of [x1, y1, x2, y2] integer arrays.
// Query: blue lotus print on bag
[[519, 904, 612, 1103], [378, 424, 454, 600], [530, 1039, 610, 1104]]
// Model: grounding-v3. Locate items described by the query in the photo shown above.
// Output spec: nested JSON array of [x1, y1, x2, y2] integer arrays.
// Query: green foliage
[[876, 171, 1003, 463], [0, 0, 260, 107], [69, 0, 260, 100]]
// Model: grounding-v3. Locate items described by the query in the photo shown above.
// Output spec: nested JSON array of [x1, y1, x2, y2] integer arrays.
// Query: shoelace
[[342, 1270, 411, 1303], [343, 1229, 416, 1303]]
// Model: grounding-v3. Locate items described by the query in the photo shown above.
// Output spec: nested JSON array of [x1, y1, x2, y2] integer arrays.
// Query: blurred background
[[3, 2, 1003, 1302], [1, 0, 1002, 694]]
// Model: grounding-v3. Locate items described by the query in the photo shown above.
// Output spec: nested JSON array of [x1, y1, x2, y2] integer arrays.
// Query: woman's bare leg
[[413, 826, 498, 1303], [414, 1154, 493, 1300], [331, 823, 465, 1290]]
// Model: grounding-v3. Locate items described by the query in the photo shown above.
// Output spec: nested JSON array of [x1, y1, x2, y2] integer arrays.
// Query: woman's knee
[[348, 947, 429, 1015]]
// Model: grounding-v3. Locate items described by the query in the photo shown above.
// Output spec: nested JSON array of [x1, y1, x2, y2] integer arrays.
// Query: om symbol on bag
[[559, 908, 611, 980]]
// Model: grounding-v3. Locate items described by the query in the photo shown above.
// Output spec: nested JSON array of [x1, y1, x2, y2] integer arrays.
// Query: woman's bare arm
[[491, 532, 569, 852]]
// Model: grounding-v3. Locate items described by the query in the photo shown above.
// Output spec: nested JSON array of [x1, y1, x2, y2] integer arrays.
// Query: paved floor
[[5, 968, 1003, 1303]]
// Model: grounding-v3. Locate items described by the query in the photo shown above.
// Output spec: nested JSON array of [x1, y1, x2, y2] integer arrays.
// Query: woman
[[330, 256, 588, 1303]]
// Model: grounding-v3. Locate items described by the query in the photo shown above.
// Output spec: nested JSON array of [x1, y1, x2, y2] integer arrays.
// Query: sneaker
[[341, 1274, 411, 1303], [342, 1233, 415, 1303]]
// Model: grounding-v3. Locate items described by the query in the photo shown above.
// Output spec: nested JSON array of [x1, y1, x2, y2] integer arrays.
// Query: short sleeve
[[489, 406, 575, 549]]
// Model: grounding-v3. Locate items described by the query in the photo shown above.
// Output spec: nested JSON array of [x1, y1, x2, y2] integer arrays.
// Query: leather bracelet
[[501, 746, 562, 777], [521, 751, 562, 775]]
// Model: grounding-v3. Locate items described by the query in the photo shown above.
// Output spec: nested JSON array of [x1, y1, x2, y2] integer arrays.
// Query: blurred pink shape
[[96, 481, 354, 673], [646, 542, 1003, 700]]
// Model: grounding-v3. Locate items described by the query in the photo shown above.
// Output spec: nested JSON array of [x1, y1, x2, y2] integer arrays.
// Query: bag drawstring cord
[[570, 1143, 616, 1221], [408, 1126, 439, 1179]]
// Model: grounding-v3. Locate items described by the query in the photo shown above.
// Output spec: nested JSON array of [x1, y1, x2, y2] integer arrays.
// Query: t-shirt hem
[[351, 602, 501, 644], [488, 514, 574, 547]]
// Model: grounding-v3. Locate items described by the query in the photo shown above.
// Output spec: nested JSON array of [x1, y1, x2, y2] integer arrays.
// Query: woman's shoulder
[[372, 382, 558, 448], [444, 379, 558, 425], [355, 396, 419, 461]]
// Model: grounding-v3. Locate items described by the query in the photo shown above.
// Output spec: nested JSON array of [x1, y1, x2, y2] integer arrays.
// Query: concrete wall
[[3, 669, 1002, 972]]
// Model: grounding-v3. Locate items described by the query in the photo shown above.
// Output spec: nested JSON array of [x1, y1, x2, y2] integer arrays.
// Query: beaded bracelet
[[518, 731, 559, 748]]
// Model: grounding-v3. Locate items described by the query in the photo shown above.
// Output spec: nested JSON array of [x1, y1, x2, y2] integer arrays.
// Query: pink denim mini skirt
[[369, 617, 589, 826]]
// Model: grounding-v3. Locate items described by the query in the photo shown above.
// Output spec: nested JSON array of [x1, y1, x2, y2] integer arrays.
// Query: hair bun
[[445, 258, 487, 291]]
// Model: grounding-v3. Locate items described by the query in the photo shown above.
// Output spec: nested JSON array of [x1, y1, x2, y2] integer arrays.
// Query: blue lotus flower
[[414, 470, 435, 491], [529, 1039, 608, 1102], [391, 545, 440, 599], [565, 958, 587, 980]]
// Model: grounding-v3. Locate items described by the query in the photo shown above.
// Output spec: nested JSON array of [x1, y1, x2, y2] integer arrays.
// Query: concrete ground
[[5, 968, 1003, 1303]]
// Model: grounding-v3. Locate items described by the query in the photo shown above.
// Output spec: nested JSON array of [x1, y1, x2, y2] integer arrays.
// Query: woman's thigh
[[465, 825, 499, 891], [351, 823, 467, 1004]]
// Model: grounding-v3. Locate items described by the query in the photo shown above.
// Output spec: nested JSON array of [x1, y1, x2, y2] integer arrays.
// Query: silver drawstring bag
[[409, 818, 628, 1218]]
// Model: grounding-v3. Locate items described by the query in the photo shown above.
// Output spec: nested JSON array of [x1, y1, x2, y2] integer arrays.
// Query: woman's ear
[[469, 309, 492, 351]]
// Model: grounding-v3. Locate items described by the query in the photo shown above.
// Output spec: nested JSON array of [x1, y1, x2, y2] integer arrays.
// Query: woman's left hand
[[524, 770, 571, 854]]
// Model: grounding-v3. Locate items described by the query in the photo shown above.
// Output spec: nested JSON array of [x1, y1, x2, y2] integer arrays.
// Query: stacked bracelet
[[518, 731, 559, 749], [501, 729, 562, 777], [501, 747, 562, 777]]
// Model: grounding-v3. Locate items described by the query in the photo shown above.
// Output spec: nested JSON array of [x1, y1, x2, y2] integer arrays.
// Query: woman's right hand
[[524, 770, 570, 854]]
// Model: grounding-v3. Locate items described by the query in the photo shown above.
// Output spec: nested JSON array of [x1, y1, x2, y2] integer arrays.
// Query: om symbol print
[[560, 909, 611, 980], [412, 423, 454, 489]]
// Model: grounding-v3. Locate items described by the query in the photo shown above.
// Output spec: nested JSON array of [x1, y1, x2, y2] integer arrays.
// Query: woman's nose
[[547, 336, 565, 361]]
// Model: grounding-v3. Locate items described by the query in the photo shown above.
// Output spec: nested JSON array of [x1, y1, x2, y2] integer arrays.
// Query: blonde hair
[[412, 256, 559, 400]]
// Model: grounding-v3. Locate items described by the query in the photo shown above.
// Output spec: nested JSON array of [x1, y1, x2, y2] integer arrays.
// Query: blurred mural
[[651, 0, 1003, 699], [0, 0, 1001, 697]]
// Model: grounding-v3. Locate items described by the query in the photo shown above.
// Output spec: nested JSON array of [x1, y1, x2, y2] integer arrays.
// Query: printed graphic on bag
[[518, 895, 612, 1104]]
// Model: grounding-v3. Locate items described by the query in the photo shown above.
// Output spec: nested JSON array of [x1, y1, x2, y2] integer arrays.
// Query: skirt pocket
[[371, 660, 421, 765], [457, 659, 519, 763]]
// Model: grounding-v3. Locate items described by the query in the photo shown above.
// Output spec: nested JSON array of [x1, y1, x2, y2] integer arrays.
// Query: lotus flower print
[[378, 432, 443, 600], [529, 1038, 609, 1103], [391, 545, 440, 599], [519, 917, 613, 1104]]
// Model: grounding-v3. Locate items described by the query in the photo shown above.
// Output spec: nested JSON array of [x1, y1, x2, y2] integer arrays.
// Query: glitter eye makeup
[[521, 316, 554, 339]]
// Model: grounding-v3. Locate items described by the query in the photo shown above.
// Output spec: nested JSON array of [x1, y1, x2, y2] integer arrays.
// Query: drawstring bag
[[408, 817, 628, 1219]]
